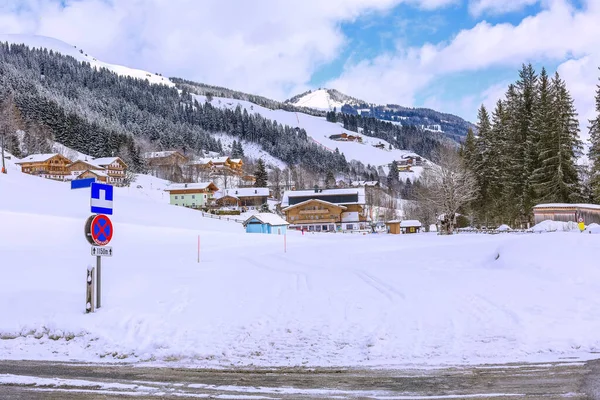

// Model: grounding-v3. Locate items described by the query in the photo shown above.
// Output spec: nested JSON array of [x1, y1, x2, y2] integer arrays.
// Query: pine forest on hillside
[[0, 42, 451, 182], [461, 64, 600, 227]]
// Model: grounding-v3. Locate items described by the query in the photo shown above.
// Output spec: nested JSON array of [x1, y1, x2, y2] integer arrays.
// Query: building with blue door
[[243, 213, 289, 235]]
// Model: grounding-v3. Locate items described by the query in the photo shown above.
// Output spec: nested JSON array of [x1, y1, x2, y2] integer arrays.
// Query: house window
[[175, 196, 178, 199], [192, 195, 195, 199], [346, 224, 353, 230], [181, 195, 185, 199]]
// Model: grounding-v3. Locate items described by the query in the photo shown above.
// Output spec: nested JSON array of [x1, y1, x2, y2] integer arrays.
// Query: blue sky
[[0, 0, 598, 130]]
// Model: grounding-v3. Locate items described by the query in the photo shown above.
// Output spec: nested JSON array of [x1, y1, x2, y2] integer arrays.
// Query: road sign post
[[86, 266, 95, 313], [85, 183, 114, 312]]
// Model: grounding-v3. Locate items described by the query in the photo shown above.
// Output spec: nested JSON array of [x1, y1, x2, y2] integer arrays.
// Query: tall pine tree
[[589, 68, 600, 203], [254, 158, 268, 187]]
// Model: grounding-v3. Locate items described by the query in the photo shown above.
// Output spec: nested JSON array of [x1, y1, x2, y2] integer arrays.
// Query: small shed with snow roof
[[243, 213, 289, 235]]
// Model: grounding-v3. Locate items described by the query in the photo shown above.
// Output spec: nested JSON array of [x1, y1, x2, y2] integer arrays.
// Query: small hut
[[400, 220, 422, 234], [243, 213, 289, 235], [385, 220, 401, 234]]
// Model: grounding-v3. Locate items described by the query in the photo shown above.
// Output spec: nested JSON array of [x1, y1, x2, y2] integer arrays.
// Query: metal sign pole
[[96, 256, 102, 308]]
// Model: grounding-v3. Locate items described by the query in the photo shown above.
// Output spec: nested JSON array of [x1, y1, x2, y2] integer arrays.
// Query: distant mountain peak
[[285, 88, 366, 111]]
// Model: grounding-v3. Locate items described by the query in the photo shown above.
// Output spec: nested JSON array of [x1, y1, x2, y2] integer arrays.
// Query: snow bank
[[2, 161, 600, 368], [585, 223, 600, 234], [496, 224, 511, 232], [531, 220, 580, 233]]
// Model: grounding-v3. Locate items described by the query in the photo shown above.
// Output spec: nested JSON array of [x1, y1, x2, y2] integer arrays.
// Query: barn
[[533, 203, 600, 225], [243, 213, 289, 235]]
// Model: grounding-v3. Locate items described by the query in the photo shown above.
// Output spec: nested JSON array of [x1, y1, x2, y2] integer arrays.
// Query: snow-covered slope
[[0, 34, 174, 87], [2, 156, 600, 368], [199, 95, 422, 170], [287, 88, 364, 111]]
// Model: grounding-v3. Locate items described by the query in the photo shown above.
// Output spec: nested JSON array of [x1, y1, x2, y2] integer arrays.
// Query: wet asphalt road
[[1, 359, 600, 399]]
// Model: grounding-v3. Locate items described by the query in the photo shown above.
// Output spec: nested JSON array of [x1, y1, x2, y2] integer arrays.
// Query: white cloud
[[0, 0, 456, 101], [328, 0, 600, 139], [468, 0, 540, 17]]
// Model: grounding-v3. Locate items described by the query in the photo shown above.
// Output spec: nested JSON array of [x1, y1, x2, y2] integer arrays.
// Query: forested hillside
[[0, 41, 453, 180]]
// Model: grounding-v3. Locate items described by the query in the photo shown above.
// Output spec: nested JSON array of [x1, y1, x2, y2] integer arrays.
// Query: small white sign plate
[[91, 246, 113, 257]]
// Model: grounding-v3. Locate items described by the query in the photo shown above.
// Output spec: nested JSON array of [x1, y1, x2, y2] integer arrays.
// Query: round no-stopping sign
[[85, 214, 113, 246]]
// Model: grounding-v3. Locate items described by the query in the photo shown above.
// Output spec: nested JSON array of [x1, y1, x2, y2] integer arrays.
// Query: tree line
[[461, 64, 600, 227]]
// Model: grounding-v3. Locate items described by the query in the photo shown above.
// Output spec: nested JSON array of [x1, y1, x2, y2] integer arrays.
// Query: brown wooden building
[[385, 220, 401, 234], [16, 153, 72, 181], [281, 187, 368, 231], [79, 169, 108, 183], [282, 199, 347, 232], [533, 203, 600, 225]]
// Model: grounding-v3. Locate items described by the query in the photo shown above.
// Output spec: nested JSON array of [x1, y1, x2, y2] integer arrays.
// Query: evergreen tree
[[387, 161, 400, 193], [460, 127, 477, 167], [531, 72, 582, 203], [325, 171, 336, 188], [254, 158, 268, 187], [589, 68, 600, 203]]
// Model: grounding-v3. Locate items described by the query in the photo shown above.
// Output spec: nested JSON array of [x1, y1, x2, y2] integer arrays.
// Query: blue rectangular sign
[[90, 182, 114, 215], [71, 177, 95, 190]]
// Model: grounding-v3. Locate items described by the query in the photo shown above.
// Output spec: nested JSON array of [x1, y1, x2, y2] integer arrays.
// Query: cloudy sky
[[0, 0, 598, 134]]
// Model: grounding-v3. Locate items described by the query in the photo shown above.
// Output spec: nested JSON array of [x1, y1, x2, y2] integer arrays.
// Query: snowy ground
[[1, 159, 600, 368]]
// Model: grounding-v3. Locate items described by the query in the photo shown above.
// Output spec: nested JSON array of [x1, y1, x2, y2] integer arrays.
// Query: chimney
[[314, 185, 319, 193], [184, 183, 188, 188], [255, 189, 257, 194]]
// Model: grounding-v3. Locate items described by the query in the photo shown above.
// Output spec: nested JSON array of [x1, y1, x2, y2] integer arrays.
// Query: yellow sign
[[579, 222, 585, 231]]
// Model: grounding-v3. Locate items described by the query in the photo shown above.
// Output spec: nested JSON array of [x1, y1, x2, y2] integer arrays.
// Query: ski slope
[[1, 157, 600, 368], [198, 95, 423, 172], [0, 34, 174, 87]]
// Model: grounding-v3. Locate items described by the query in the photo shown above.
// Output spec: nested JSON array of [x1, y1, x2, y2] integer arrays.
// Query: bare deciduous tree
[[0, 94, 22, 174], [415, 146, 478, 235]]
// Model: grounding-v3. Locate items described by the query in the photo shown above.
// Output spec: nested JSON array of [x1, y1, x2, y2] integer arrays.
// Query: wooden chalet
[[214, 187, 270, 209], [281, 187, 368, 232], [282, 199, 347, 232], [68, 159, 103, 179], [143, 151, 189, 167], [533, 203, 600, 225], [79, 169, 108, 183], [16, 153, 72, 181], [91, 157, 128, 185], [329, 133, 362, 143]]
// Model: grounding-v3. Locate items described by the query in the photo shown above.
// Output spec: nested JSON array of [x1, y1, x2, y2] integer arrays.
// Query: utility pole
[[1, 133, 6, 174]]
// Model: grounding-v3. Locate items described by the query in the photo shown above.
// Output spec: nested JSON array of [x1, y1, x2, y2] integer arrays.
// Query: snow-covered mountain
[[286, 88, 476, 140], [0, 34, 174, 87], [285, 88, 366, 111]]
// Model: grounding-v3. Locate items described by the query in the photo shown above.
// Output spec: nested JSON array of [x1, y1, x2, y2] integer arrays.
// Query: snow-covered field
[[1, 158, 600, 369]]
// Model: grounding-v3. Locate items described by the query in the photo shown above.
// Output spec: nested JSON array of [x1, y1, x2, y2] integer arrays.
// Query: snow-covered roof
[[16, 153, 63, 163], [215, 187, 270, 199], [165, 182, 218, 191], [386, 220, 401, 224], [211, 156, 230, 163], [281, 198, 347, 212], [230, 158, 242, 164], [92, 157, 126, 167], [281, 188, 366, 207], [400, 220, 422, 228], [243, 213, 289, 226], [533, 203, 600, 210], [82, 170, 109, 178]]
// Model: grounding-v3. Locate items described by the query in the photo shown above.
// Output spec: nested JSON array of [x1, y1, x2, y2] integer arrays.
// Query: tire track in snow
[[354, 270, 406, 303]]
